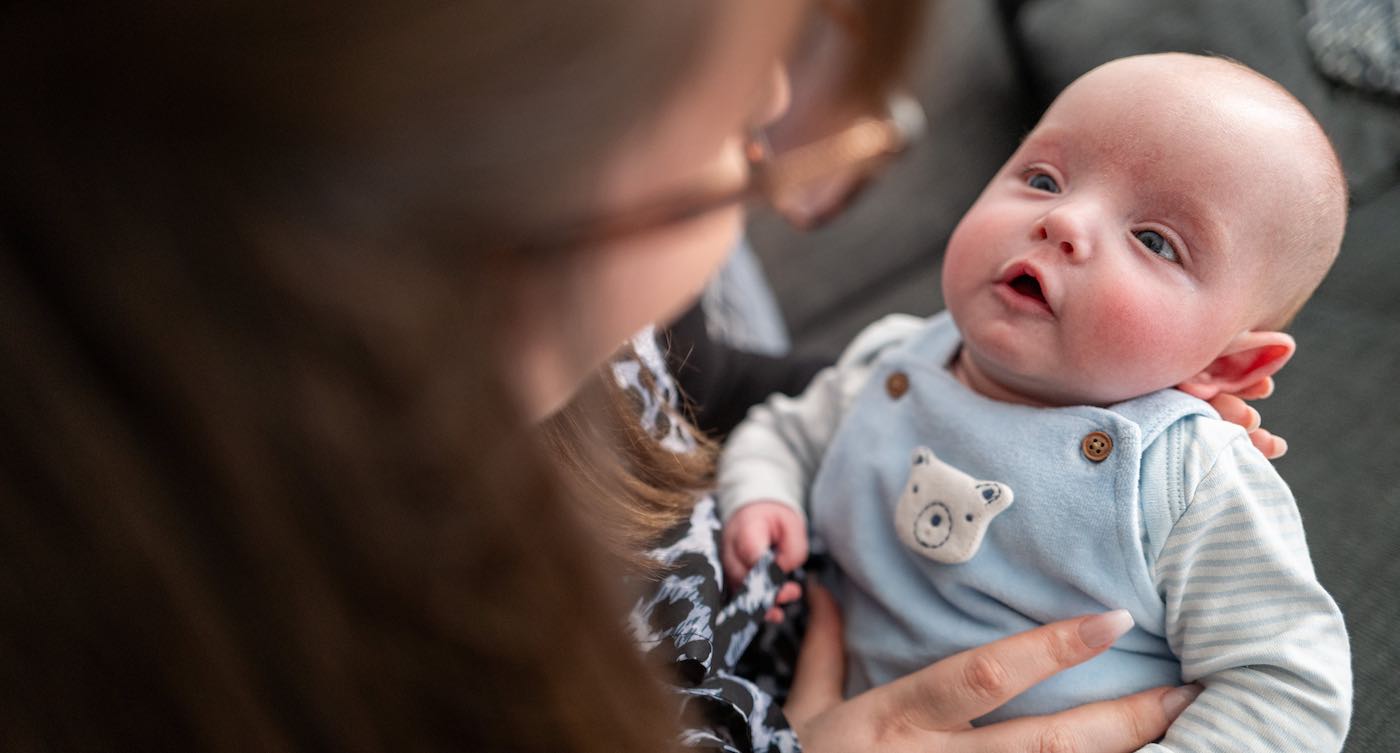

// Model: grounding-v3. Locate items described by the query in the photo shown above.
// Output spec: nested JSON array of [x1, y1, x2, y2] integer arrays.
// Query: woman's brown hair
[[540, 353, 719, 574], [0, 1, 920, 750]]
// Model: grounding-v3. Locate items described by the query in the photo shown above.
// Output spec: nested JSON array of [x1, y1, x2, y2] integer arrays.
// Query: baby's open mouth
[[1007, 273, 1046, 304], [996, 264, 1053, 315]]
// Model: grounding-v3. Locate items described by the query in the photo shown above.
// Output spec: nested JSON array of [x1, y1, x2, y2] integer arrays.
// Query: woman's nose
[[1034, 204, 1092, 261], [752, 62, 792, 130]]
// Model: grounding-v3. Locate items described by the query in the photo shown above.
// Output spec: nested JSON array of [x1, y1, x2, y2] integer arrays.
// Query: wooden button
[[886, 371, 910, 399], [1081, 431, 1113, 462]]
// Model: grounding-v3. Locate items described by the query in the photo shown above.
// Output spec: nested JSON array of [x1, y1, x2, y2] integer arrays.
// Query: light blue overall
[[809, 313, 1213, 722]]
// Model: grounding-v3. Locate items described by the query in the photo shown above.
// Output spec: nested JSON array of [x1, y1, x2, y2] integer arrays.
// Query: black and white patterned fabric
[[1306, 0, 1400, 97], [613, 329, 803, 753], [613, 327, 698, 455], [632, 500, 799, 753]]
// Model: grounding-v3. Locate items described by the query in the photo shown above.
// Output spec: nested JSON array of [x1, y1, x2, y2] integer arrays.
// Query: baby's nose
[[1034, 207, 1092, 261], [1035, 225, 1076, 256]]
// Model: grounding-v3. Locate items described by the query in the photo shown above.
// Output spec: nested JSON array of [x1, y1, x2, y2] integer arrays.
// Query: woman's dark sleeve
[[662, 302, 831, 439]]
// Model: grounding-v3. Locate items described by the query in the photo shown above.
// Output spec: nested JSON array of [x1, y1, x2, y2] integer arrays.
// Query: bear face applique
[[893, 447, 1013, 564]]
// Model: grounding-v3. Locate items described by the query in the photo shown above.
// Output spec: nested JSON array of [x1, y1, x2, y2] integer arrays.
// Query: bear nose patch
[[913, 501, 953, 549]]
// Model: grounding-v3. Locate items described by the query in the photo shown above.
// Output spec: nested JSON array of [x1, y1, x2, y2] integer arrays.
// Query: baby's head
[[942, 53, 1346, 407]]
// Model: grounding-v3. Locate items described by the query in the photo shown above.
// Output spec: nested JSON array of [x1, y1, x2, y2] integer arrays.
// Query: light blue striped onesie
[[718, 312, 1351, 753]]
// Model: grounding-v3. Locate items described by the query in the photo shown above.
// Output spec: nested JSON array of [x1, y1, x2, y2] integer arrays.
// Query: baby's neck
[[950, 348, 1059, 408]]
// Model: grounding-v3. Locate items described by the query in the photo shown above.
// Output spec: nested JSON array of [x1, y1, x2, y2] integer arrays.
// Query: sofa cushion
[[1015, 0, 1400, 200]]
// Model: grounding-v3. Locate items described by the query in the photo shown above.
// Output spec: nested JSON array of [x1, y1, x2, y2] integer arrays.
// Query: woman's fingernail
[[1078, 609, 1134, 648], [1161, 684, 1203, 720]]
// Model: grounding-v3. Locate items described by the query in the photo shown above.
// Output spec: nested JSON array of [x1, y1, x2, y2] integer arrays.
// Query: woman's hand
[[1206, 376, 1287, 459], [786, 582, 1201, 753]]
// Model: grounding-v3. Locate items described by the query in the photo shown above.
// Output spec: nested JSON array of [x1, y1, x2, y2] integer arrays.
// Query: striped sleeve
[[1144, 434, 1351, 753]]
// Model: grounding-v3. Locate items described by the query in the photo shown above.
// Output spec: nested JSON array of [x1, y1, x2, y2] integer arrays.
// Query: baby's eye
[[1135, 230, 1180, 263], [1026, 171, 1060, 193]]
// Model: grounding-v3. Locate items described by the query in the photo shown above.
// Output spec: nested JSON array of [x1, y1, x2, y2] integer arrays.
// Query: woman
[[0, 1, 1261, 750]]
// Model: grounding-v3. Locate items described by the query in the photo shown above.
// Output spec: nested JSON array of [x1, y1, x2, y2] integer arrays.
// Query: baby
[[718, 54, 1351, 751]]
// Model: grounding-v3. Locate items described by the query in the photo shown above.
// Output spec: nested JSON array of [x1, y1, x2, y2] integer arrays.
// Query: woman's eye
[[1026, 172, 1060, 193], [1135, 230, 1180, 263]]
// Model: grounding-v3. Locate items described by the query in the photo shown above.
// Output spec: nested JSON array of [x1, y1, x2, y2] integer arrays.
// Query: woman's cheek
[[673, 204, 744, 296], [634, 205, 743, 326]]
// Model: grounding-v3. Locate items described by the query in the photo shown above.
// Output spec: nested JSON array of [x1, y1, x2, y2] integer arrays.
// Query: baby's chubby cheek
[[1070, 287, 1208, 399]]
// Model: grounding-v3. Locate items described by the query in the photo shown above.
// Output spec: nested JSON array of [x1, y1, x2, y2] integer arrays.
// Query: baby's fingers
[[777, 580, 802, 605], [765, 581, 804, 623], [773, 519, 810, 573], [722, 525, 771, 587]]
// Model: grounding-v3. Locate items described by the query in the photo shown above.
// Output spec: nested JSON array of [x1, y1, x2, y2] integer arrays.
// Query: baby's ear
[[1178, 330, 1295, 400]]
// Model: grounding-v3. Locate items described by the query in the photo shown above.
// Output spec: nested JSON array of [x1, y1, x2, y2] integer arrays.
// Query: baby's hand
[[722, 501, 808, 582], [722, 501, 809, 621]]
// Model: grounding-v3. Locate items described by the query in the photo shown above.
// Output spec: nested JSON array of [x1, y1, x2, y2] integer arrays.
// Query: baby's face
[[942, 56, 1306, 406]]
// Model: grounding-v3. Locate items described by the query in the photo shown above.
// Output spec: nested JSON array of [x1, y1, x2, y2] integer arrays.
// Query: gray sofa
[[746, 2, 1400, 750]]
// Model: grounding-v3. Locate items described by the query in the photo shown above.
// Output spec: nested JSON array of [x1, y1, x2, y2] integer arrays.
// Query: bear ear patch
[[911, 446, 933, 466], [975, 482, 1002, 504]]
